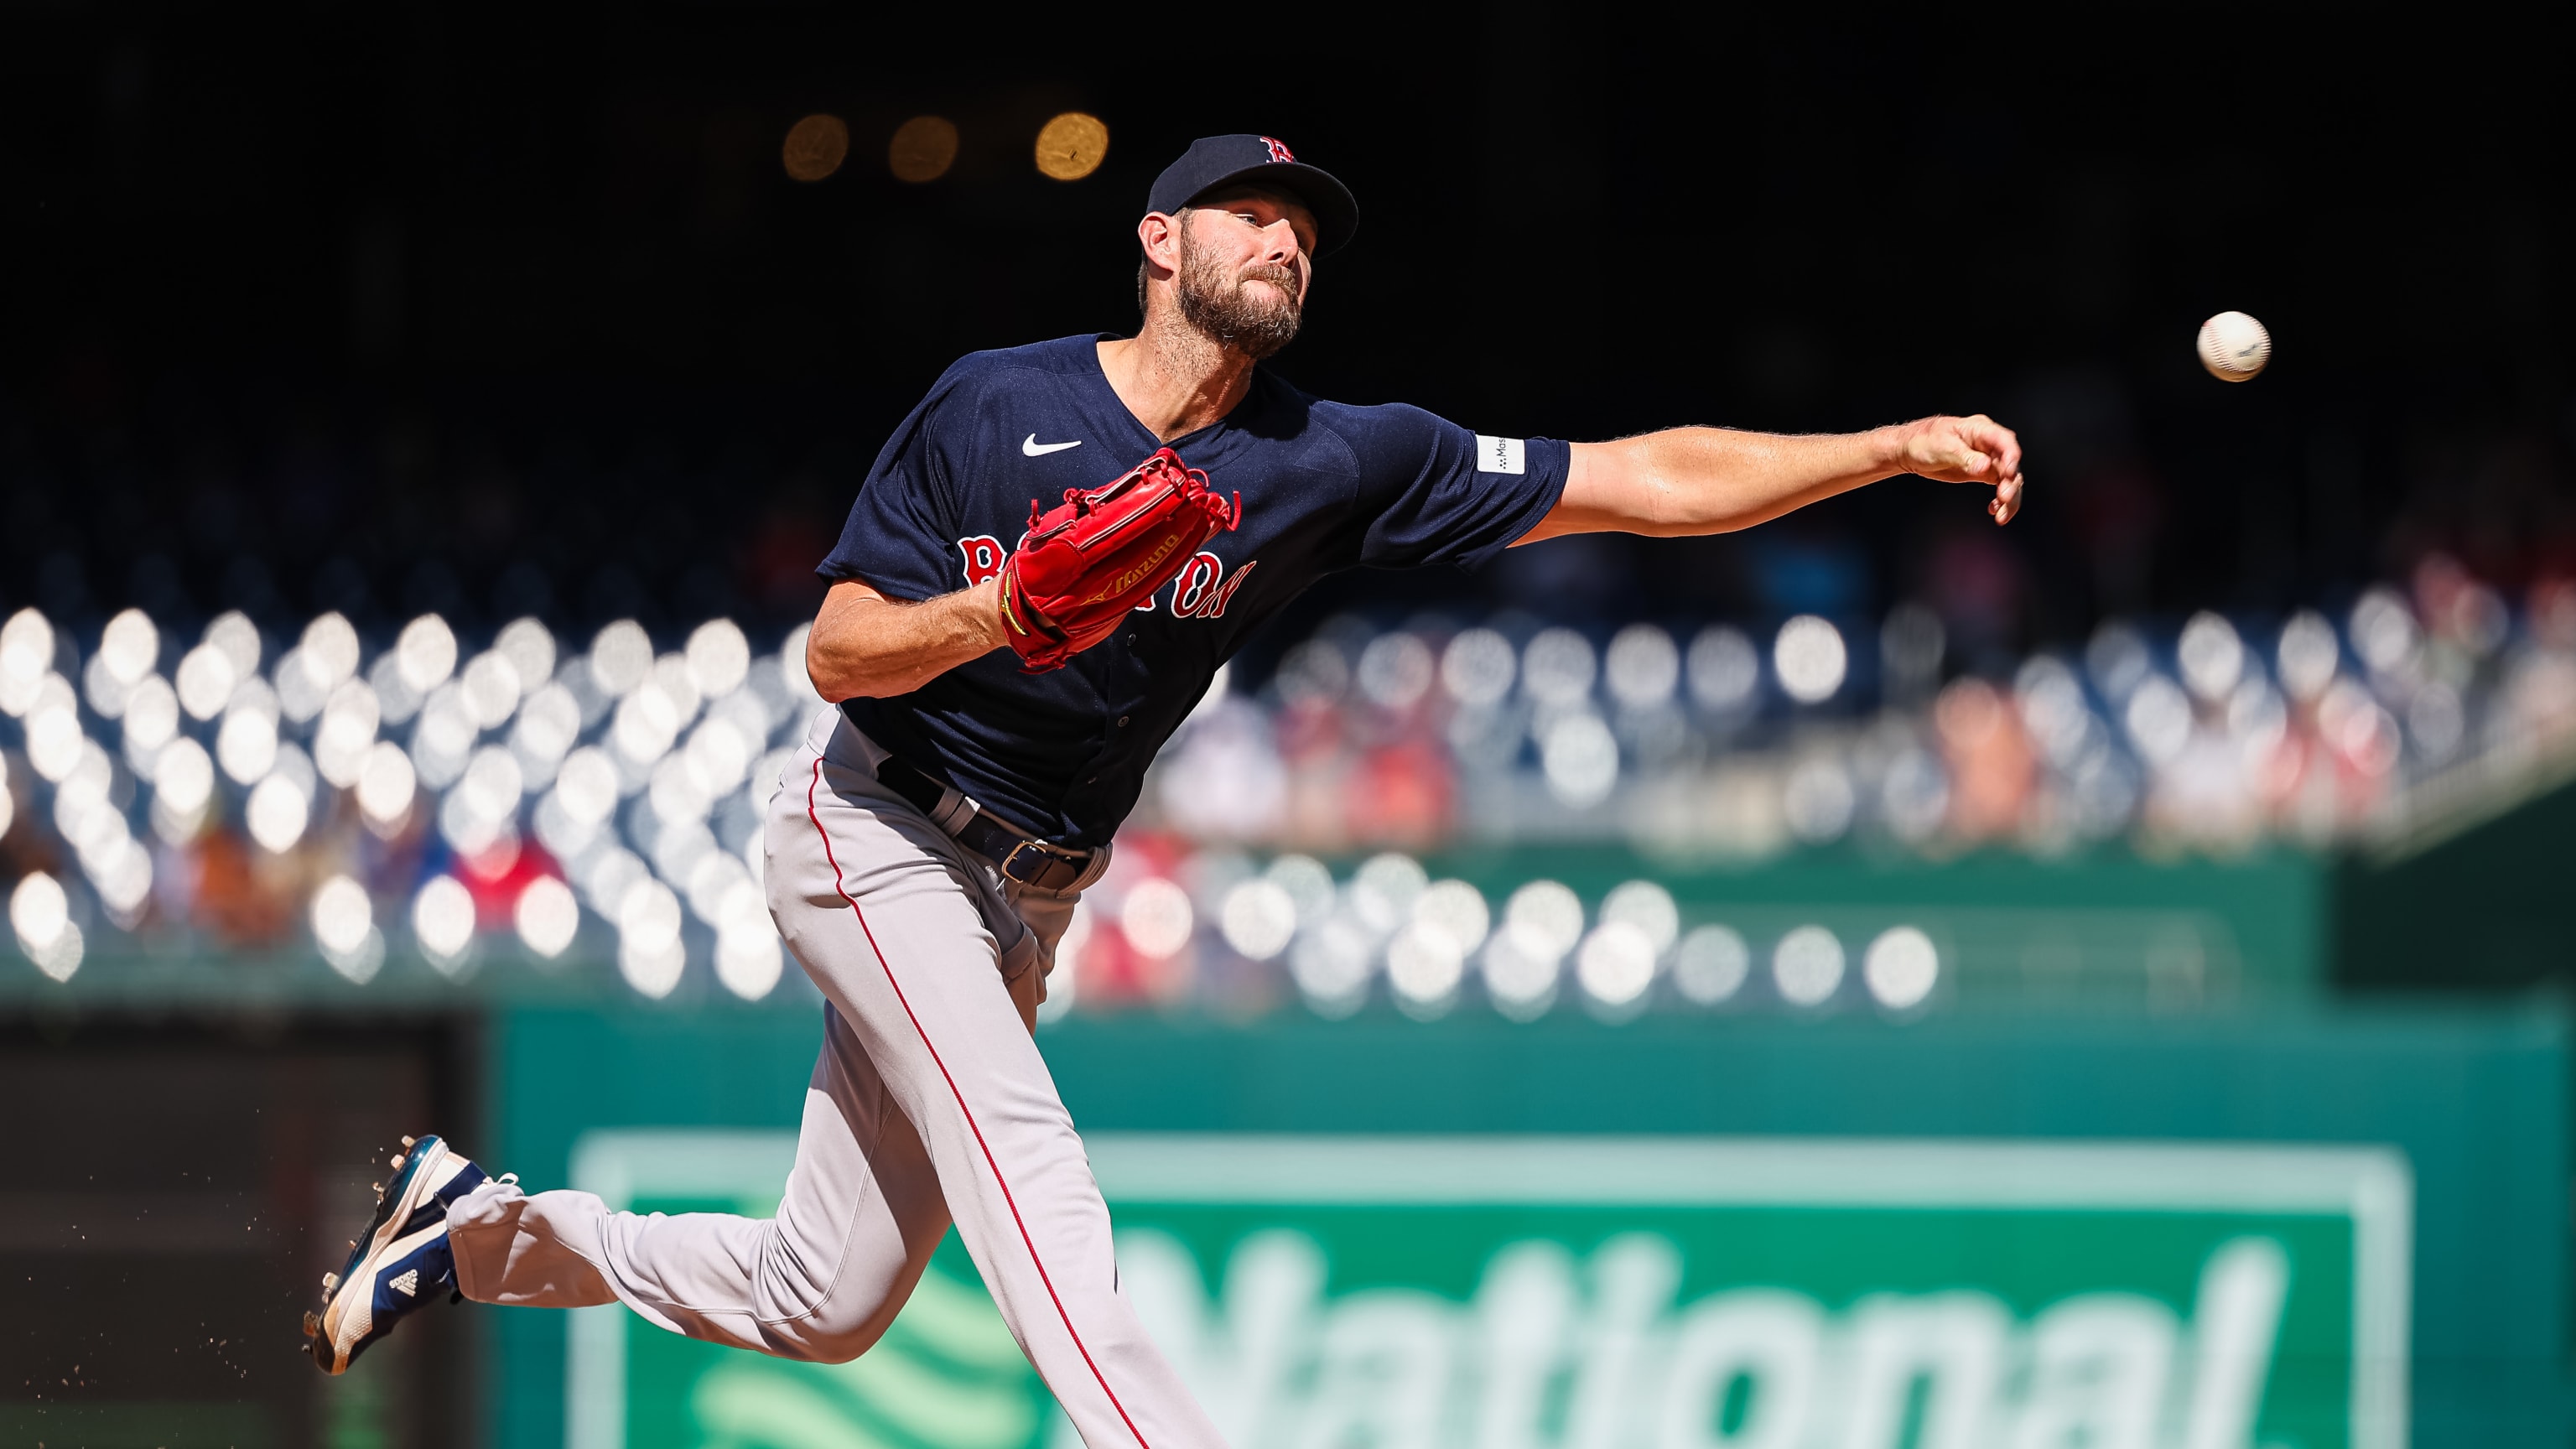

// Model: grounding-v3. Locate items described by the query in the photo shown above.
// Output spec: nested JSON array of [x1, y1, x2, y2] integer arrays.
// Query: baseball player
[[305, 135, 2023, 1444]]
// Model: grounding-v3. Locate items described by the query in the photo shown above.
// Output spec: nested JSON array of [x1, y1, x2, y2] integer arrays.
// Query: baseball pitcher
[[305, 135, 2024, 1446]]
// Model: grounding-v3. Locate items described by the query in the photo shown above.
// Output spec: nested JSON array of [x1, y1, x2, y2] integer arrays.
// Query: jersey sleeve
[[816, 368, 982, 602], [1342, 403, 1572, 572]]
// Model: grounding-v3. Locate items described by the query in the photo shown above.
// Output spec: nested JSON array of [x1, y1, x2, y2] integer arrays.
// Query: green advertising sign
[[564, 1132, 2408, 1449]]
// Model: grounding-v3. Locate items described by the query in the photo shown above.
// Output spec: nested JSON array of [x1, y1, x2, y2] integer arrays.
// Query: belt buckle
[[1000, 839, 1063, 886]]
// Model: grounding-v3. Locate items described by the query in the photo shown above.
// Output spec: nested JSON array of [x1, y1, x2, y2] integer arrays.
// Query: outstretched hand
[[1893, 414, 2025, 525]]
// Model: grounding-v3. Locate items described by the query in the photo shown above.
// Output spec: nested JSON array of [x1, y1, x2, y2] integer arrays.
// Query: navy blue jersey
[[818, 333, 1569, 848]]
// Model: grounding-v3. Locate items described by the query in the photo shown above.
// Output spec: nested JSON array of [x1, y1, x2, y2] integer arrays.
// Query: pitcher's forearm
[[1532, 416, 2023, 544], [1555, 428, 1901, 539], [807, 578, 1008, 701], [1653, 426, 1902, 533]]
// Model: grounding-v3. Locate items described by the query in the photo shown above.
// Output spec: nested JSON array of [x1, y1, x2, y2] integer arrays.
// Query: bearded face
[[1171, 214, 1306, 360]]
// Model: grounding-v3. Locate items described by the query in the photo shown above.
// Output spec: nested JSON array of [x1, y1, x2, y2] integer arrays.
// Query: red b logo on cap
[[1259, 136, 1294, 164]]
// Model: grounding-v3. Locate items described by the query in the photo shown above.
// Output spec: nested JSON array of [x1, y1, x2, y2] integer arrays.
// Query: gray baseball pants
[[444, 707, 1224, 1449]]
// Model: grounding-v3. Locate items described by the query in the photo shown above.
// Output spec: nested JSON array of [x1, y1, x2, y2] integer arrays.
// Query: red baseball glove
[[998, 448, 1240, 672]]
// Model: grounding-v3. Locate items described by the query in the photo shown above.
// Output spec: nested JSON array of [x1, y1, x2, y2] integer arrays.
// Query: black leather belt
[[873, 755, 1094, 891]]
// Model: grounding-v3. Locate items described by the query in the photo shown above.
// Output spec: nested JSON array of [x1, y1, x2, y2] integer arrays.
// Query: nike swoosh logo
[[1022, 434, 1083, 457]]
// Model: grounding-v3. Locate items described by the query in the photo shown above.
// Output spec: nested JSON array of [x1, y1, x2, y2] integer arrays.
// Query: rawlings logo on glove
[[998, 448, 1241, 673]]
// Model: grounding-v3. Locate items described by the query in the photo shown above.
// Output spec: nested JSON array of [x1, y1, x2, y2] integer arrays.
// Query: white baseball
[[2198, 311, 2271, 382]]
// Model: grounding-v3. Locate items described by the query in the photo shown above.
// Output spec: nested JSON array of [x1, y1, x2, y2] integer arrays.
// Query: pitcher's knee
[[760, 1293, 895, 1363], [787, 1323, 888, 1364], [751, 1253, 904, 1363]]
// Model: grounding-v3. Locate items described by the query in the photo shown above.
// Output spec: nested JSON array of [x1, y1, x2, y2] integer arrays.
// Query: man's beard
[[1173, 232, 1304, 361]]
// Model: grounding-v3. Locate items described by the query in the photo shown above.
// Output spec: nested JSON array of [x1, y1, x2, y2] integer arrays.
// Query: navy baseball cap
[[1145, 135, 1359, 257]]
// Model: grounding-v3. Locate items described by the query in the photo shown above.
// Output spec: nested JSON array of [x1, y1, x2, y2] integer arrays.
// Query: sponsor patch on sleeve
[[1474, 435, 1527, 475]]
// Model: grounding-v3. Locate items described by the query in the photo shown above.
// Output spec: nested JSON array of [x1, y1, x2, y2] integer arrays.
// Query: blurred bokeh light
[[1034, 112, 1109, 181], [782, 113, 850, 182], [888, 115, 959, 183]]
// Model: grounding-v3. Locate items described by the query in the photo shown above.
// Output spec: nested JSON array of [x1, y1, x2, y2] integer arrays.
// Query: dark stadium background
[[3, 10, 2568, 678]]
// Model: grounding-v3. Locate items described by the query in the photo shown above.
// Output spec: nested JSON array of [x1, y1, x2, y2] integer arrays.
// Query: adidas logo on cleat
[[305, 1135, 495, 1376]]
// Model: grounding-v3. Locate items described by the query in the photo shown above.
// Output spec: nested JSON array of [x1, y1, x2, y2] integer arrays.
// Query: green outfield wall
[[482, 1002, 2569, 1449], [2336, 774, 2576, 994]]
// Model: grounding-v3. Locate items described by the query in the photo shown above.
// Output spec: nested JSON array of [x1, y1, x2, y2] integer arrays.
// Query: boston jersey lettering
[[958, 534, 1253, 622]]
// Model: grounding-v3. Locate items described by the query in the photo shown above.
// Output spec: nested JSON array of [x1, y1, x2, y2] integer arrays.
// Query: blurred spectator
[[1936, 678, 2036, 842], [1157, 697, 1287, 842]]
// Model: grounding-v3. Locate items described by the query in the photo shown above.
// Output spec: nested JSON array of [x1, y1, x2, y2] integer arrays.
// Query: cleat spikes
[[307, 1132, 474, 1378]]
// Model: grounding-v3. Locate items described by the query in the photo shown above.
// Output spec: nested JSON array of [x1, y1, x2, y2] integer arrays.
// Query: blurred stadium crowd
[[5, 551, 2572, 1019]]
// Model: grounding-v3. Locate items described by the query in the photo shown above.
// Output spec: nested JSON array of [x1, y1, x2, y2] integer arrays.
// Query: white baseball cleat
[[303, 1134, 506, 1374]]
